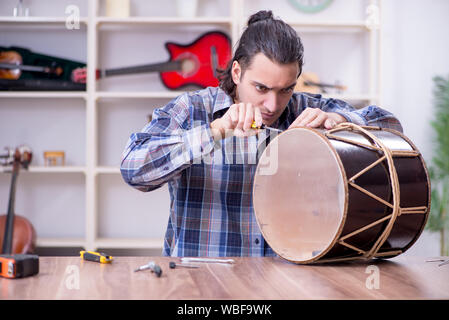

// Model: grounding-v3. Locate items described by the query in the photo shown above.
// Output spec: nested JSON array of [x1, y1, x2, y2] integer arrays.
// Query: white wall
[[381, 0, 449, 256], [381, 0, 449, 161]]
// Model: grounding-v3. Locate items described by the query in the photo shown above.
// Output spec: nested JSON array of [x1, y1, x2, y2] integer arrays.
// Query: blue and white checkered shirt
[[120, 86, 403, 257]]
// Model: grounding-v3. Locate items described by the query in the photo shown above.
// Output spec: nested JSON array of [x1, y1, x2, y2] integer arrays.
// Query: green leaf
[[427, 187, 443, 231], [427, 75, 449, 235]]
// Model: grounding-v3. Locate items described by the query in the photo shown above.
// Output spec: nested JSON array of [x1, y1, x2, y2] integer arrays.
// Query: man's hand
[[210, 103, 262, 140], [288, 107, 347, 130]]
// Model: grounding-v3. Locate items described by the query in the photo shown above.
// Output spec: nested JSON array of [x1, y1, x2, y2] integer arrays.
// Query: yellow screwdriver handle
[[80, 250, 113, 264], [251, 121, 261, 129]]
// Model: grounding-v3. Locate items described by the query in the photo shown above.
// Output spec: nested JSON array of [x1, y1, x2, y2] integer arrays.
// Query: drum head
[[253, 128, 347, 263]]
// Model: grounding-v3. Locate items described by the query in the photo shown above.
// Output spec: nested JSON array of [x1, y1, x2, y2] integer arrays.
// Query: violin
[[0, 50, 63, 80], [0, 146, 36, 254]]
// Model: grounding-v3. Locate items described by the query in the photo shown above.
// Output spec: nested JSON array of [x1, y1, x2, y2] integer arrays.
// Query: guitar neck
[[102, 60, 182, 78], [304, 80, 345, 90], [1, 163, 19, 254], [0, 62, 51, 73]]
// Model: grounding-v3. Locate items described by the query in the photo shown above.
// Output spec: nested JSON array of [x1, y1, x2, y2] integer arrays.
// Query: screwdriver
[[181, 257, 235, 264], [80, 251, 113, 264], [134, 261, 162, 277], [251, 121, 283, 133]]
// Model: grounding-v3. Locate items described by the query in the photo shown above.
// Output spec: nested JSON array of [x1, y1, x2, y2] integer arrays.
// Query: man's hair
[[218, 10, 304, 98]]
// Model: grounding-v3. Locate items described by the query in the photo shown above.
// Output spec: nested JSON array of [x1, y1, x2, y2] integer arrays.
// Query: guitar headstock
[[17, 145, 32, 169], [0, 146, 32, 170], [72, 67, 101, 83]]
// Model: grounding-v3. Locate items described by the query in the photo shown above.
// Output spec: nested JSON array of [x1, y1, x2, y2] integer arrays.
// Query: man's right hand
[[210, 103, 262, 140]]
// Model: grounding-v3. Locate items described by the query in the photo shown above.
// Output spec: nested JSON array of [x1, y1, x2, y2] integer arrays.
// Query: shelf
[[0, 166, 86, 174], [96, 92, 374, 102], [0, 166, 121, 175], [96, 16, 232, 25], [96, 166, 120, 174], [0, 91, 87, 99], [0, 91, 374, 102], [0, 91, 185, 100], [0, 16, 88, 25], [29, 166, 86, 173], [321, 93, 376, 101], [96, 91, 184, 100], [36, 237, 163, 249], [36, 237, 85, 248], [0, 166, 122, 175], [286, 20, 369, 30], [95, 238, 164, 249], [0, 17, 365, 29]]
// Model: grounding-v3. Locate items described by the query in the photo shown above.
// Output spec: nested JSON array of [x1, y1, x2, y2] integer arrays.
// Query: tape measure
[[80, 251, 113, 264], [0, 254, 39, 278]]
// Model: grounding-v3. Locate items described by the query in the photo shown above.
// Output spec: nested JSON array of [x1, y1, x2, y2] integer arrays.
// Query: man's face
[[232, 52, 299, 126]]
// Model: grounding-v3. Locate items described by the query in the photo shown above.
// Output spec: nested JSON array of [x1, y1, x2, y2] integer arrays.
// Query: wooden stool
[[44, 151, 65, 166]]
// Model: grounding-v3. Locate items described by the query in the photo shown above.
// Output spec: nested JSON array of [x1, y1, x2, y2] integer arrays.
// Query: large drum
[[253, 123, 430, 264]]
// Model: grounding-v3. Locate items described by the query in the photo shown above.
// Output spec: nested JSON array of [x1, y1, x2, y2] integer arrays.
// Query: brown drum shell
[[323, 128, 430, 261], [253, 126, 430, 264]]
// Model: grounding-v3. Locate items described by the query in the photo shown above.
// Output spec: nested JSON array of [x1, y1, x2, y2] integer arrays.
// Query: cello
[[0, 146, 36, 254]]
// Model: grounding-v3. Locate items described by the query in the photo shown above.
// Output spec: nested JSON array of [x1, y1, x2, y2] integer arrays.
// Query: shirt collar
[[212, 87, 234, 120]]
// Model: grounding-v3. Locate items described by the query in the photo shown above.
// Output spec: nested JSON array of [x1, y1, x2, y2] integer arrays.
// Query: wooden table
[[2, 255, 448, 300]]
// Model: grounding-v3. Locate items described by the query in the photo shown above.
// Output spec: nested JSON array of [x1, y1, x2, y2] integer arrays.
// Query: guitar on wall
[[72, 31, 232, 90]]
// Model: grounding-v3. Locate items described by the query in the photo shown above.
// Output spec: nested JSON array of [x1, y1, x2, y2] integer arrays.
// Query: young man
[[121, 11, 403, 257]]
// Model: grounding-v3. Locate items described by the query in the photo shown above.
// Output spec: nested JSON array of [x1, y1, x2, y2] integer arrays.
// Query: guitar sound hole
[[181, 58, 196, 75], [176, 52, 199, 77]]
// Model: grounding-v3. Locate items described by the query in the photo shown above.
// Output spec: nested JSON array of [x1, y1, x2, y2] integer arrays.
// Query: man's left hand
[[288, 107, 347, 130]]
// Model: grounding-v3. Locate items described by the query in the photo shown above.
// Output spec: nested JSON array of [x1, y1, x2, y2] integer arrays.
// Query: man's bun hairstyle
[[218, 10, 304, 99], [247, 10, 273, 25]]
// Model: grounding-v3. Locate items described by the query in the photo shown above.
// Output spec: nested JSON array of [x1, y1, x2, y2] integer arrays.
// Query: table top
[[2, 255, 448, 300]]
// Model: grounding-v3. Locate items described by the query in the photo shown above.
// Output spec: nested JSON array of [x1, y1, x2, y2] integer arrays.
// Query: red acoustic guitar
[[72, 31, 232, 90]]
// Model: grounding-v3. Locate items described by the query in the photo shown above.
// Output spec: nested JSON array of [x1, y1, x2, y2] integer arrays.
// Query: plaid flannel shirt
[[120, 86, 403, 257]]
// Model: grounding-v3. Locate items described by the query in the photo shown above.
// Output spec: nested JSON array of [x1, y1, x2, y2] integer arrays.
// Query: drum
[[253, 123, 430, 264]]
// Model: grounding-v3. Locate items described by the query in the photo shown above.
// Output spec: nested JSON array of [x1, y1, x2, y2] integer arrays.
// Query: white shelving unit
[[0, 0, 381, 252]]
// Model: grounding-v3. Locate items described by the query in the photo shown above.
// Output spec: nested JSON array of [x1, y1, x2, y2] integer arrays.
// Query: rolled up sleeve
[[120, 94, 216, 192], [297, 93, 403, 133]]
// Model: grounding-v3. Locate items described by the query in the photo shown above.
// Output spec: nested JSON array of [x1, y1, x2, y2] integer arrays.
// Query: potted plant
[[427, 75, 449, 256]]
